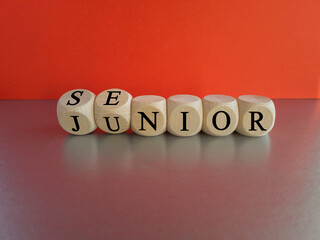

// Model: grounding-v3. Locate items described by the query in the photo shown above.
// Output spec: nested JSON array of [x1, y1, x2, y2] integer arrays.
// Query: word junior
[[57, 89, 276, 137]]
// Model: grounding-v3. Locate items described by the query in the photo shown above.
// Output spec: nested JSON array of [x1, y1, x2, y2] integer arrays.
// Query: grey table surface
[[0, 99, 319, 240]]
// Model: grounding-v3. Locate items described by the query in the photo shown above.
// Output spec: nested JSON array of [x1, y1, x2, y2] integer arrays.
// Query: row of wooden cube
[[57, 89, 276, 137]]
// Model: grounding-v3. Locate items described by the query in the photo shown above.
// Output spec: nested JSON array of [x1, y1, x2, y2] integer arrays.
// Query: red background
[[1, 0, 320, 99]]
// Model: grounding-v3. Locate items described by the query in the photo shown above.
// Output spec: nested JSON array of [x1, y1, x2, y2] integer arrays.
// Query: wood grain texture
[[94, 88, 132, 134], [167, 95, 202, 137], [202, 95, 238, 136], [131, 95, 166, 136], [236, 95, 276, 137], [57, 89, 97, 135]]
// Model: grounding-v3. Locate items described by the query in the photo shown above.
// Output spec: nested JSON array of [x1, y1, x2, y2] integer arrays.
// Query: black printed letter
[[249, 111, 266, 131], [212, 111, 231, 131], [104, 117, 120, 132], [138, 112, 158, 131], [180, 112, 189, 131], [70, 116, 80, 132], [104, 91, 121, 105], [67, 91, 84, 106]]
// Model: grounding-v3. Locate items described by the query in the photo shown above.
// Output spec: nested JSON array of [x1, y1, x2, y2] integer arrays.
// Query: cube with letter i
[[167, 94, 203, 137]]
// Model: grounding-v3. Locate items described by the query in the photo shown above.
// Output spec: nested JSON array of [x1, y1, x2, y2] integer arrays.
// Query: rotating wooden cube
[[57, 89, 97, 135], [94, 88, 132, 134]]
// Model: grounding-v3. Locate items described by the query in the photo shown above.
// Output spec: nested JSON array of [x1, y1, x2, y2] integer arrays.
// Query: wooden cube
[[202, 94, 238, 136], [57, 89, 97, 135], [131, 95, 166, 136], [236, 95, 276, 137], [167, 94, 202, 137], [94, 88, 132, 134]]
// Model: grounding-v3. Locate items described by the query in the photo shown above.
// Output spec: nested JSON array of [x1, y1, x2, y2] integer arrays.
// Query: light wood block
[[57, 89, 97, 135], [167, 94, 202, 137], [131, 95, 166, 136], [236, 95, 276, 137], [202, 94, 238, 136], [94, 88, 132, 134]]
